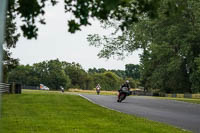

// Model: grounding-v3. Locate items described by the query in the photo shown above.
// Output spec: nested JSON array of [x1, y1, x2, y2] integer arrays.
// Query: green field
[[0, 91, 190, 133]]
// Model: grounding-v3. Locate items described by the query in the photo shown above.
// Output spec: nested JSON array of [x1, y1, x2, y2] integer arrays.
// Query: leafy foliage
[[63, 62, 88, 89], [125, 64, 140, 79], [3, 0, 185, 85], [3, 50, 19, 82], [8, 59, 138, 90], [6, 0, 183, 39], [8, 0, 58, 39], [87, 0, 200, 93], [9, 60, 71, 90]]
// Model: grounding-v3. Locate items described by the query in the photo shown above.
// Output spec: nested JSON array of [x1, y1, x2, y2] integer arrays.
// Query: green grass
[[23, 89, 118, 95], [157, 97, 200, 104], [0, 91, 190, 133], [67, 88, 118, 95]]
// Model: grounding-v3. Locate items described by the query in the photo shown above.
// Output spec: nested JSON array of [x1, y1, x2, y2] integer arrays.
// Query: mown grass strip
[[0, 91, 190, 133]]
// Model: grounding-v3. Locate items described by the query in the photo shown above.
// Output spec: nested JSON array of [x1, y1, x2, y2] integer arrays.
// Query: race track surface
[[80, 94, 200, 133]]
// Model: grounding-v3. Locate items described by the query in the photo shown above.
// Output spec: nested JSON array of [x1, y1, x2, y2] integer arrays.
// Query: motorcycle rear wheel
[[118, 93, 125, 102]]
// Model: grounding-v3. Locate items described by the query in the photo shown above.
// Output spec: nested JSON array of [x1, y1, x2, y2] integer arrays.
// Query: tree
[[4, 0, 188, 42], [3, 1, 21, 82], [5, 0, 167, 40], [8, 65, 32, 85], [8, 59, 140, 90], [87, 0, 200, 93], [85, 74, 95, 90], [3, 50, 19, 82], [8, 59, 71, 90], [87, 0, 187, 58], [63, 62, 88, 89], [110, 69, 126, 79], [126, 78, 138, 88], [125, 64, 140, 79], [137, 0, 200, 93], [3, 0, 185, 83], [88, 68, 106, 74], [45, 60, 71, 89], [88, 68, 98, 74], [103, 71, 122, 90]]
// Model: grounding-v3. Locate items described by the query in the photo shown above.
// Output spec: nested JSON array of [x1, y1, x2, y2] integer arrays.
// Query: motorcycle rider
[[120, 80, 130, 91], [118, 80, 130, 102], [96, 84, 101, 95], [60, 86, 64, 93]]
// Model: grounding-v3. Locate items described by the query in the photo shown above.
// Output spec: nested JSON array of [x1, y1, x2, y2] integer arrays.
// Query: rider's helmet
[[126, 80, 129, 83]]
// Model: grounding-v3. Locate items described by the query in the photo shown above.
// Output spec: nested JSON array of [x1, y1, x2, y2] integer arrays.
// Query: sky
[[10, 0, 141, 71]]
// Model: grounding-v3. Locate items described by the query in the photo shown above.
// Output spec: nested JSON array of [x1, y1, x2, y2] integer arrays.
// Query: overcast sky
[[10, 0, 141, 70]]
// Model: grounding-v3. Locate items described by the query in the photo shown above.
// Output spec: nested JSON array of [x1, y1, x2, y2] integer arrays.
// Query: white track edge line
[[78, 94, 123, 113]]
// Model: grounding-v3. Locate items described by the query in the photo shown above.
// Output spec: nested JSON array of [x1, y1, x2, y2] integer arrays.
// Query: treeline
[[136, 0, 200, 94], [8, 59, 140, 90]]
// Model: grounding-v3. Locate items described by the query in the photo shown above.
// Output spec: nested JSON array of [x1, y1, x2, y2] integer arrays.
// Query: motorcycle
[[117, 87, 131, 102], [96, 88, 100, 95]]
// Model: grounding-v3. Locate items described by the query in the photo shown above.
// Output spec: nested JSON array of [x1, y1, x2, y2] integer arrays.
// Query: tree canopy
[[87, 0, 200, 93], [5, 0, 184, 41]]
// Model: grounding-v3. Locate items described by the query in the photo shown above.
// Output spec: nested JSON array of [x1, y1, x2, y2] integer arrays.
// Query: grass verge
[[68, 88, 118, 95], [0, 91, 190, 133], [157, 97, 200, 104]]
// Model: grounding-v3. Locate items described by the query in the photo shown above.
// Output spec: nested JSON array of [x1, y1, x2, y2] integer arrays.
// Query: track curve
[[80, 94, 200, 133]]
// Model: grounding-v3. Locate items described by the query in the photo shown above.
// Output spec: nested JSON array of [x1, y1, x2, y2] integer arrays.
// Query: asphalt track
[[80, 94, 200, 133]]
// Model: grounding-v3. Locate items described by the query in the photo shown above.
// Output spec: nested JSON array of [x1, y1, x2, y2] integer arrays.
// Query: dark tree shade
[[125, 64, 140, 80]]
